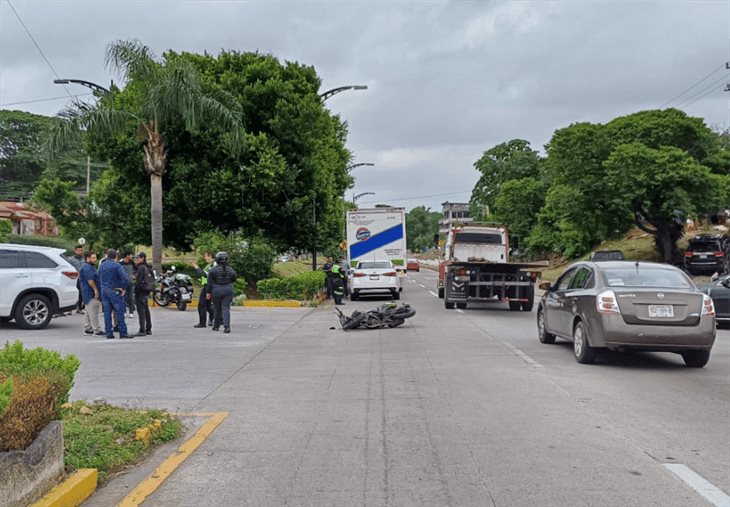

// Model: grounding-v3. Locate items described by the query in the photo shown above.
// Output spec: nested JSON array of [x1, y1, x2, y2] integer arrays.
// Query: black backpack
[[141, 265, 156, 292]]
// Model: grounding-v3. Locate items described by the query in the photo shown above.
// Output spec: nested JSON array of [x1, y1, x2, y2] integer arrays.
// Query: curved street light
[[353, 191, 376, 204], [320, 85, 368, 101], [347, 162, 374, 172], [53, 78, 111, 95]]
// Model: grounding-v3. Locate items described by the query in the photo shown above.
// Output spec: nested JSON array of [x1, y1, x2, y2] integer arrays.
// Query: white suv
[[0, 244, 79, 329]]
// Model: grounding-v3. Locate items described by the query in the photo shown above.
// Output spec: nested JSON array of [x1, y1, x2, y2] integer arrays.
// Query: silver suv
[[0, 244, 79, 329]]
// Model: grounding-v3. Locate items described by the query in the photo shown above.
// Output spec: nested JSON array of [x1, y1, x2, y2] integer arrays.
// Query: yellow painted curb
[[30, 468, 98, 507], [243, 299, 303, 307], [117, 412, 228, 507]]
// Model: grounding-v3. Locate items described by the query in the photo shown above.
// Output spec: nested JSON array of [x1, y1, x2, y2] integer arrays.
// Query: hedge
[[0, 341, 80, 451], [5, 234, 77, 253], [257, 271, 326, 300]]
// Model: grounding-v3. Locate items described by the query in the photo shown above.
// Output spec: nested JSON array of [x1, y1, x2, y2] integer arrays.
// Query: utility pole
[[86, 155, 91, 194]]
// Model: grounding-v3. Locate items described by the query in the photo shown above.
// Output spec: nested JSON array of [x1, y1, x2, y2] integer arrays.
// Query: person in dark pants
[[68, 245, 85, 314], [98, 248, 132, 339], [133, 252, 153, 336], [322, 256, 334, 298], [119, 250, 136, 318], [206, 251, 237, 334], [192, 251, 216, 328]]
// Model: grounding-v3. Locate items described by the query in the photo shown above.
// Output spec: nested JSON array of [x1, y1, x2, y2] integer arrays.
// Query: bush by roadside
[[4, 234, 76, 253], [257, 271, 326, 300]]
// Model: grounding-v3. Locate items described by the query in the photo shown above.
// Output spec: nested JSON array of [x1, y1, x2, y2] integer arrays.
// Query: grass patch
[[62, 401, 182, 483], [272, 260, 312, 278]]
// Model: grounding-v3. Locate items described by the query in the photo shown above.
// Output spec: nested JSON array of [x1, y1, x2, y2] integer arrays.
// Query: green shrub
[[161, 262, 196, 278], [257, 271, 326, 300], [194, 231, 277, 287], [0, 378, 12, 418], [6, 234, 76, 254], [0, 340, 80, 406], [0, 219, 11, 242]]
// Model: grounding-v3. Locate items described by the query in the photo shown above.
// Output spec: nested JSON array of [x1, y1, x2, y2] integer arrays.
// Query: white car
[[0, 244, 80, 329], [349, 260, 402, 301]]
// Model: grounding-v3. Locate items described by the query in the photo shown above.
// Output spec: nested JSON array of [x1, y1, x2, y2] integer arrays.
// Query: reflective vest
[[200, 262, 215, 285], [332, 264, 345, 279]]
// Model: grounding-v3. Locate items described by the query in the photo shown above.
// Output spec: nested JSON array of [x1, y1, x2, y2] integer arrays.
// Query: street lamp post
[[353, 192, 376, 205], [309, 84, 368, 271]]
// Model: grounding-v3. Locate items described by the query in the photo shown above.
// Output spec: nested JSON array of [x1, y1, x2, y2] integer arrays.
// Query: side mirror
[[539, 281, 552, 291]]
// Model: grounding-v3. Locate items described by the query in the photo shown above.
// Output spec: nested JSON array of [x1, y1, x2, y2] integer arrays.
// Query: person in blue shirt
[[98, 248, 132, 339], [79, 252, 104, 336]]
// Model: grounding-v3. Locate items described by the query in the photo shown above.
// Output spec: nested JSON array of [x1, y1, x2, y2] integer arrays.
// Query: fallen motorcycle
[[336, 303, 416, 331]]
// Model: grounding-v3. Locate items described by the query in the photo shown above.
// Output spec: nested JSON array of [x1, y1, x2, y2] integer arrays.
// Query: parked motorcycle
[[153, 266, 194, 311], [336, 302, 416, 331]]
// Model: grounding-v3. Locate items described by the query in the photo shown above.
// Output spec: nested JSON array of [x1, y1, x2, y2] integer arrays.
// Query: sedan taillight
[[353, 272, 366, 278], [62, 271, 79, 280], [384, 272, 397, 277], [596, 290, 621, 314], [701, 295, 716, 317], [684, 251, 693, 257], [713, 251, 725, 257]]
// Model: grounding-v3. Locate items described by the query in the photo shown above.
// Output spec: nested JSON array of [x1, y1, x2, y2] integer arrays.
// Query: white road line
[[502, 342, 543, 369], [456, 309, 464, 314], [428, 290, 438, 298], [664, 464, 730, 507], [418, 284, 426, 288]]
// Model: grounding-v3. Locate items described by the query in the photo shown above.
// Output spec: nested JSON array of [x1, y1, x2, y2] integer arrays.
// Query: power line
[[5, 0, 74, 100], [661, 62, 725, 108], [675, 72, 729, 109], [359, 189, 472, 205], [0, 93, 92, 107]]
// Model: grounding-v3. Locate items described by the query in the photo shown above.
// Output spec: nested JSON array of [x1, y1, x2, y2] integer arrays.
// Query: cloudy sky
[[2, 0, 728, 211]]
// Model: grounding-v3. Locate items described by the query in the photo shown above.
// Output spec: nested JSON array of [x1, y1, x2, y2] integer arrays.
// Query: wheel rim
[[574, 325, 583, 357], [538, 311, 545, 337], [23, 300, 49, 326]]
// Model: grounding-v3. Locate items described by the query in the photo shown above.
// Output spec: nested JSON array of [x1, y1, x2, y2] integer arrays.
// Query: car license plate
[[370, 275, 379, 280], [648, 304, 673, 318], [699, 255, 708, 259], [182, 293, 192, 301]]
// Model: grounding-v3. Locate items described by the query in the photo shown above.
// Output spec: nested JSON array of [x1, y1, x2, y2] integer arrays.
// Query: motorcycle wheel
[[176, 301, 188, 311], [387, 319, 405, 328], [342, 311, 366, 330], [364, 315, 382, 329], [153, 291, 170, 307], [393, 307, 416, 319]]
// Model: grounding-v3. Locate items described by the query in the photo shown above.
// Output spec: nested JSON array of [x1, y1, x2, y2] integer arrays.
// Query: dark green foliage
[[6, 234, 76, 253], [194, 230, 277, 287], [0, 219, 11, 242], [405, 206, 440, 252], [257, 271, 326, 300], [493, 178, 545, 242]]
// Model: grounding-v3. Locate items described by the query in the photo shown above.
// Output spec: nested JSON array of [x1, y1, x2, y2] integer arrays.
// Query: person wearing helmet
[[206, 251, 237, 333]]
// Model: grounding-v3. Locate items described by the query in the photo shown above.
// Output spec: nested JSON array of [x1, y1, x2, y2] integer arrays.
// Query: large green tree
[[470, 139, 541, 219], [50, 39, 246, 271], [405, 206, 440, 252]]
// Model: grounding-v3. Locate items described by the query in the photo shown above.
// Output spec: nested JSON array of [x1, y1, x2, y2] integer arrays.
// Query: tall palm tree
[[50, 39, 244, 272]]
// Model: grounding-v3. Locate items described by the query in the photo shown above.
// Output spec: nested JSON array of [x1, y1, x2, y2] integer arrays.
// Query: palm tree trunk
[[150, 173, 163, 273]]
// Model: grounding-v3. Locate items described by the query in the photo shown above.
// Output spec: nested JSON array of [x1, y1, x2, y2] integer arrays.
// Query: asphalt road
[[3, 271, 728, 506]]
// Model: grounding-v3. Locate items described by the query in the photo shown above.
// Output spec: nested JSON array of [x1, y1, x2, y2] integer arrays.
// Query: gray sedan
[[537, 261, 716, 367]]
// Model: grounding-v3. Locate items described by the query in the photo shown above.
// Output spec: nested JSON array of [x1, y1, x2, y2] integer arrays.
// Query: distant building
[[439, 201, 473, 235], [0, 202, 58, 237]]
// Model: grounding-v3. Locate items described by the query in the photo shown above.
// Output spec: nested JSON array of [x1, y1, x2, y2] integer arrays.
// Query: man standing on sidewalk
[[133, 252, 153, 337], [119, 250, 136, 319], [79, 252, 104, 336], [98, 249, 132, 339], [68, 245, 85, 315]]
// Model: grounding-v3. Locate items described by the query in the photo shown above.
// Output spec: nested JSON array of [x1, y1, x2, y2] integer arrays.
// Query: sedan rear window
[[358, 262, 391, 269], [601, 267, 691, 288]]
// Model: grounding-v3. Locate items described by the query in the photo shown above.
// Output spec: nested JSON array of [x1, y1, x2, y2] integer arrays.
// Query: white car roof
[[0, 243, 67, 254]]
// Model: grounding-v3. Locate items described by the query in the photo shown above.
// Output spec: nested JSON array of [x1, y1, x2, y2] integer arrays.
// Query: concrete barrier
[[0, 421, 65, 507]]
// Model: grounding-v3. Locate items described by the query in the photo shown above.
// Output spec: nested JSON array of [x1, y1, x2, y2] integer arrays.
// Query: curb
[[242, 300, 303, 308], [30, 468, 98, 507]]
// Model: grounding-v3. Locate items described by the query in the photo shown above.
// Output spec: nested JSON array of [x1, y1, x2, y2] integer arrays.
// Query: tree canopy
[[405, 206, 440, 252]]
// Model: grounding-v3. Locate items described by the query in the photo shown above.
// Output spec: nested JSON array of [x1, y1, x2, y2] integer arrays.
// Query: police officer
[[192, 251, 216, 328], [331, 262, 347, 305], [206, 252, 237, 333], [98, 248, 132, 339]]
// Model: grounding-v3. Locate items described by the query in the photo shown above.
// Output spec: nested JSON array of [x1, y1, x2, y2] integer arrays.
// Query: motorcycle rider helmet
[[215, 251, 229, 264]]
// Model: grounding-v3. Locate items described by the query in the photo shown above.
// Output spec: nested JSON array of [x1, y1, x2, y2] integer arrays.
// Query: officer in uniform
[[192, 251, 216, 328], [206, 251, 237, 333], [331, 262, 347, 305]]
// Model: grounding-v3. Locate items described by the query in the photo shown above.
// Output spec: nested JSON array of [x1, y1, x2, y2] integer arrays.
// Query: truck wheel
[[456, 302, 467, 310], [445, 300, 455, 309], [508, 301, 521, 311], [438, 287, 444, 299], [521, 300, 534, 311]]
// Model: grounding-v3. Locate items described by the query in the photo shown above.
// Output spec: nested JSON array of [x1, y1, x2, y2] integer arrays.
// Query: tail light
[[714, 251, 725, 257], [384, 271, 397, 277], [62, 271, 79, 280], [596, 290, 621, 314], [456, 268, 469, 276], [353, 272, 366, 278], [701, 295, 716, 317], [684, 251, 693, 258]]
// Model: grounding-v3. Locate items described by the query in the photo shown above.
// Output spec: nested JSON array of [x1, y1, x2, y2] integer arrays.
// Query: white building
[[439, 201, 473, 235]]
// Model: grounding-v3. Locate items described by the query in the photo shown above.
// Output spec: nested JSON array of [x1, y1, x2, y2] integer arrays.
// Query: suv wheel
[[14, 294, 53, 329]]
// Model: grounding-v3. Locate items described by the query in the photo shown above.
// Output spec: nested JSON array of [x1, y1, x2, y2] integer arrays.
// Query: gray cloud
[[2, 0, 728, 212]]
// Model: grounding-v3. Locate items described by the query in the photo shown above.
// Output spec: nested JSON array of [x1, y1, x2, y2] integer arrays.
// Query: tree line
[[469, 109, 730, 262]]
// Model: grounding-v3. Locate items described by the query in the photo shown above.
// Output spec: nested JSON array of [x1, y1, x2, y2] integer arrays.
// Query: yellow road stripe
[[117, 412, 228, 507], [30, 469, 98, 507]]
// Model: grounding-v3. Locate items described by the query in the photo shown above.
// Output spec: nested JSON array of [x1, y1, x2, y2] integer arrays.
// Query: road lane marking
[[429, 291, 438, 298], [118, 412, 229, 507], [502, 342, 543, 369], [418, 284, 426, 288], [663, 464, 730, 507], [456, 309, 464, 314]]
